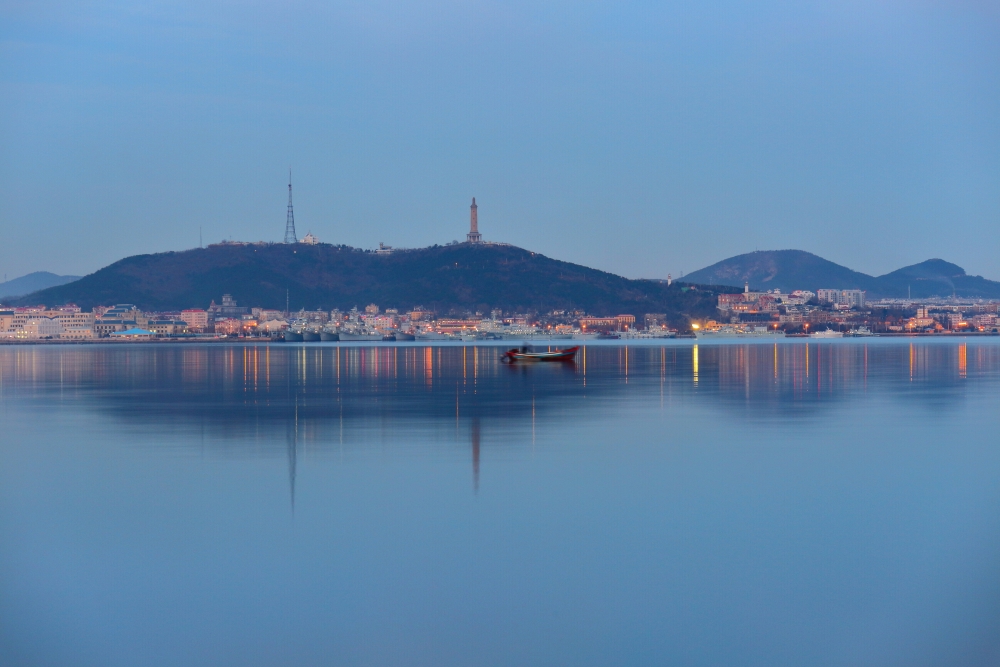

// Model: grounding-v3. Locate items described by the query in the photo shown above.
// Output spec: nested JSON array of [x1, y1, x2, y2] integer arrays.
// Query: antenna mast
[[284, 169, 298, 243]]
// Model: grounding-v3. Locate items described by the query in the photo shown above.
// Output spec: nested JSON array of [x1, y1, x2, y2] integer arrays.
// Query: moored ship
[[809, 328, 844, 338], [695, 325, 782, 339], [338, 330, 384, 341], [845, 326, 876, 337]]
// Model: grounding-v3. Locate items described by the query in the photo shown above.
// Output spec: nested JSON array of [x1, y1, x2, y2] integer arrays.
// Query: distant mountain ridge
[[0, 271, 81, 299], [684, 250, 1000, 299], [5, 243, 723, 324]]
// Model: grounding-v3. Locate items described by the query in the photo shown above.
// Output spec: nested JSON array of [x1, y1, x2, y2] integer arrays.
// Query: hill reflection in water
[[3, 341, 998, 489], [3, 341, 997, 430], [3, 341, 1000, 666]]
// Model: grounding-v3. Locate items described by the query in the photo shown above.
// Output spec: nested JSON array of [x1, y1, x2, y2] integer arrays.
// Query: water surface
[[2, 340, 1000, 666]]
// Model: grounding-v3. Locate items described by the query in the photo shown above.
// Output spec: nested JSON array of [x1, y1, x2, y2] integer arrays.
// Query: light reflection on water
[[1, 340, 1000, 666]]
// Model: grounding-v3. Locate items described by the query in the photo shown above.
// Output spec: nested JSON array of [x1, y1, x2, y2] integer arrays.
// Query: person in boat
[[520, 343, 531, 353]]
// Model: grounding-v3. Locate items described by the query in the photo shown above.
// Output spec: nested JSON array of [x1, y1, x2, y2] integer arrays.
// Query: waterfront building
[[4, 309, 94, 333], [259, 319, 289, 333], [436, 318, 481, 334], [209, 294, 249, 317], [109, 328, 154, 340], [147, 319, 189, 335], [17, 317, 64, 339], [579, 317, 618, 332], [94, 305, 139, 337], [181, 309, 208, 330], [61, 327, 96, 340], [213, 318, 243, 335]]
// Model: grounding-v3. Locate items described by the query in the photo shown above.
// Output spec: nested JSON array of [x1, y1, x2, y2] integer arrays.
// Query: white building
[[817, 289, 866, 309], [17, 317, 64, 339]]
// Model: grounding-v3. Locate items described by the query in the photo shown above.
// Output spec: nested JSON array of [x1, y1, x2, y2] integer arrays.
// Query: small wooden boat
[[501, 345, 580, 363]]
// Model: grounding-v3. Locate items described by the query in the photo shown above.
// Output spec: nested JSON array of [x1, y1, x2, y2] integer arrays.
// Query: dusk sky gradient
[[1, 1, 998, 282]]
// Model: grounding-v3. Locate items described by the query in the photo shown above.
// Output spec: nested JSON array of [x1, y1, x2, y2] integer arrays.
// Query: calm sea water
[[2, 340, 1000, 667]]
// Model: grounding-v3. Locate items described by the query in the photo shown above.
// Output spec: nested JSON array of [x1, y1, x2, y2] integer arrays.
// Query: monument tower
[[466, 197, 481, 243]]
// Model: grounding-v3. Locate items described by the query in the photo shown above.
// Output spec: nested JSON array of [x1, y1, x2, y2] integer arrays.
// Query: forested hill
[[8, 243, 729, 323], [684, 250, 1000, 298]]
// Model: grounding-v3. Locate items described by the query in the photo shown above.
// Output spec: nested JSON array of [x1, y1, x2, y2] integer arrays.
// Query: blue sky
[[1, 1, 997, 281]]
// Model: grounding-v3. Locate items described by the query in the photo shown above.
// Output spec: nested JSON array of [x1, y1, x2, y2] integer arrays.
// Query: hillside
[[684, 250, 1000, 298], [684, 250, 871, 293], [7, 243, 725, 324], [0, 271, 81, 299]]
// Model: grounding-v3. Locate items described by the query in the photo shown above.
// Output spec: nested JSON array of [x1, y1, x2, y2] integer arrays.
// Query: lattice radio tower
[[284, 168, 298, 243]]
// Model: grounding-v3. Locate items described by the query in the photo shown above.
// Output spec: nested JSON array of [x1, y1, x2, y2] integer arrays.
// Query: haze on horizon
[[1, 1, 998, 283]]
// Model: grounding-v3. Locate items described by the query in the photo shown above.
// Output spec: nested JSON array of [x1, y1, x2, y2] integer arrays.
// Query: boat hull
[[502, 346, 580, 363], [338, 333, 384, 341], [319, 332, 340, 342]]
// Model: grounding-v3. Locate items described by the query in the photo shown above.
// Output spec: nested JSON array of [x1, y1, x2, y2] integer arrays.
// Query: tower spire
[[284, 169, 297, 244], [466, 197, 481, 243]]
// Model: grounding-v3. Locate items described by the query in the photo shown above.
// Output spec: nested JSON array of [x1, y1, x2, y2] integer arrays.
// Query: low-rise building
[[436, 319, 480, 334], [213, 318, 244, 335], [259, 319, 289, 333], [110, 328, 154, 340], [61, 327, 96, 340], [579, 317, 618, 332], [148, 319, 189, 335]]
